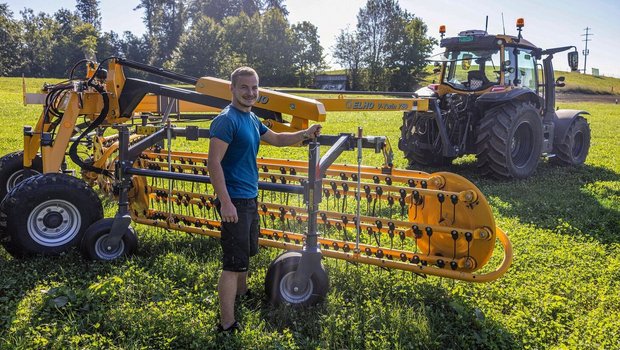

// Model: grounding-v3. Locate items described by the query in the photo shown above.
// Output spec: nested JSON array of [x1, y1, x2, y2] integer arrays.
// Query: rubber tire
[[400, 112, 455, 167], [80, 218, 138, 260], [265, 251, 329, 306], [0, 151, 42, 200], [550, 116, 591, 166], [0, 173, 103, 257], [476, 101, 543, 179]]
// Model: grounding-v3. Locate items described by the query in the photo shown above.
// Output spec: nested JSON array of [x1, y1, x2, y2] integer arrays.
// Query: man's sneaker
[[217, 320, 241, 333]]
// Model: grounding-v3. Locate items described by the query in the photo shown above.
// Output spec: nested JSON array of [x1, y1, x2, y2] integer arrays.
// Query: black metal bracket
[[429, 99, 459, 157]]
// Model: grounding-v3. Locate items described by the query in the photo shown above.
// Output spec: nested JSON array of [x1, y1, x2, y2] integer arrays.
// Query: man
[[208, 67, 322, 333]]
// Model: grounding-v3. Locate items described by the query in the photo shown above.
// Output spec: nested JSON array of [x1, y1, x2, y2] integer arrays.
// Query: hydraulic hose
[[68, 82, 112, 176]]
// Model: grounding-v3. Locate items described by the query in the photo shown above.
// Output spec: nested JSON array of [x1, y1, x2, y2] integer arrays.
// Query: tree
[[239, 0, 261, 16], [291, 21, 325, 87], [356, 0, 402, 90], [332, 0, 436, 91], [169, 15, 224, 77], [49, 9, 98, 77], [119, 31, 150, 63], [385, 16, 436, 91], [255, 9, 294, 86], [0, 4, 22, 76], [261, 0, 288, 16], [186, 0, 261, 23], [18, 8, 58, 77], [136, 0, 187, 67], [76, 0, 101, 31], [96, 31, 123, 59], [220, 12, 259, 74], [333, 27, 364, 90]]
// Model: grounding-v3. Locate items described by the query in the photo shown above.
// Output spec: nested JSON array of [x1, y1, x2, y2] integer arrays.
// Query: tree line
[[0, 0, 435, 91]]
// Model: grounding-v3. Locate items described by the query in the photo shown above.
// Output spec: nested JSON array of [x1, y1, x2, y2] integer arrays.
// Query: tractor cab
[[441, 47, 501, 91], [434, 26, 542, 95]]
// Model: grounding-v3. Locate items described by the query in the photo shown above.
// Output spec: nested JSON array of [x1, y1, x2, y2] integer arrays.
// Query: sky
[[4, 0, 619, 77]]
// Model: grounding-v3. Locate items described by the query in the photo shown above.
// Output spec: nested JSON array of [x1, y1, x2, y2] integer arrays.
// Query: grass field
[[0, 76, 619, 349]]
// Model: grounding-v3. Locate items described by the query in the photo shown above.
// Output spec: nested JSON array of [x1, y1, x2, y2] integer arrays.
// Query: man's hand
[[220, 201, 238, 223], [306, 124, 322, 139]]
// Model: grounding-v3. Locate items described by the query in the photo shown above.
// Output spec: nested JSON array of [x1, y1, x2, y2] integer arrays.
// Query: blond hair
[[231, 67, 258, 87]]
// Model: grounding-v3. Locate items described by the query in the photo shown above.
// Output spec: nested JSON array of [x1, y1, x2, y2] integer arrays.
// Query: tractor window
[[443, 49, 500, 91], [504, 48, 537, 91]]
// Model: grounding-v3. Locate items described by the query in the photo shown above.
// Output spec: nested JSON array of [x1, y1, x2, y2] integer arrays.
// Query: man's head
[[230, 67, 259, 111]]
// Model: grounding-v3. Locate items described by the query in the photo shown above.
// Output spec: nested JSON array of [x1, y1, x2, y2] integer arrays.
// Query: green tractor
[[398, 18, 590, 179]]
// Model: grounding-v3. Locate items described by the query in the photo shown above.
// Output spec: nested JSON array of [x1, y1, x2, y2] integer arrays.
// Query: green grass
[[1, 78, 619, 349], [558, 71, 620, 95]]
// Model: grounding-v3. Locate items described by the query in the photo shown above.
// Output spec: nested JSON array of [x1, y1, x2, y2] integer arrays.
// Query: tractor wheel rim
[[279, 271, 313, 304], [6, 169, 41, 193], [27, 199, 81, 247], [572, 131, 584, 158], [511, 122, 534, 167], [94, 234, 125, 260]]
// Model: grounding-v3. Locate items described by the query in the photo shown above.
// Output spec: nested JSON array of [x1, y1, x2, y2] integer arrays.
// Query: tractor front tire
[[0, 151, 42, 200], [476, 102, 543, 179], [0, 173, 103, 257], [80, 218, 138, 261], [265, 251, 329, 306], [399, 112, 454, 167], [551, 116, 591, 166]]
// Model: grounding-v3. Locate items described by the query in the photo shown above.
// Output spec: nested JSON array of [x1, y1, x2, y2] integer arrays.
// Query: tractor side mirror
[[568, 51, 579, 72], [555, 76, 566, 87], [433, 62, 441, 74]]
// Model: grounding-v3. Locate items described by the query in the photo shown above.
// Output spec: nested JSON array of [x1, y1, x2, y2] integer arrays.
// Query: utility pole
[[581, 27, 593, 74]]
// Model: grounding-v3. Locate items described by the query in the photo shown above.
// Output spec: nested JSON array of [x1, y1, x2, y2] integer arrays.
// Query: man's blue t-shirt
[[209, 104, 268, 199]]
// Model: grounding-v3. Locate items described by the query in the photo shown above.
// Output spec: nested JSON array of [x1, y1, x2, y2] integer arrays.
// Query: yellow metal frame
[[17, 58, 512, 283]]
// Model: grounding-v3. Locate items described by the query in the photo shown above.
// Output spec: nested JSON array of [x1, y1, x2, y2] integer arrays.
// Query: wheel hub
[[42, 212, 63, 229], [95, 234, 125, 260], [280, 271, 313, 304], [27, 199, 81, 247]]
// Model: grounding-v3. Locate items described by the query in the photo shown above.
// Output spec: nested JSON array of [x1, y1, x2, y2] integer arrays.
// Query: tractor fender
[[552, 109, 590, 144], [475, 88, 543, 110]]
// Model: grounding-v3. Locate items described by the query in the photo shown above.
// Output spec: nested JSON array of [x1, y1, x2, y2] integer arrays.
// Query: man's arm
[[261, 124, 322, 147], [207, 137, 238, 223]]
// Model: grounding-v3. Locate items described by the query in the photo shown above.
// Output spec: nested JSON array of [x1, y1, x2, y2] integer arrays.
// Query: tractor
[[398, 18, 591, 179]]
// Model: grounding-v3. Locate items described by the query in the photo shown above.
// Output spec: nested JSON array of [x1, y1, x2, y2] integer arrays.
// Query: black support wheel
[[0, 151, 42, 200], [399, 112, 454, 167], [551, 116, 591, 166], [0, 173, 103, 257], [80, 218, 138, 260], [265, 251, 329, 306], [475, 101, 543, 179]]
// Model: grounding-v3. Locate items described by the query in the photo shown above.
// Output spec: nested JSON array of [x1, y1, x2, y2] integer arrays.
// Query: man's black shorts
[[216, 198, 259, 272]]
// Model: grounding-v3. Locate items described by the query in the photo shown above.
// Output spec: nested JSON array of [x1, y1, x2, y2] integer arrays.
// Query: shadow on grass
[[0, 250, 113, 337], [413, 160, 620, 244], [0, 231, 231, 348], [258, 266, 520, 349]]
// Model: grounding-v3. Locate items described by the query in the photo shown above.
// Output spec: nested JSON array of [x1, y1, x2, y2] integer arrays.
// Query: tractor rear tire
[[476, 101, 543, 179], [265, 251, 329, 306], [80, 218, 138, 261], [0, 173, 103, 257], [399, 112, 455, 167], [0, 151, 42, 200], [550, 116, 590, 166]]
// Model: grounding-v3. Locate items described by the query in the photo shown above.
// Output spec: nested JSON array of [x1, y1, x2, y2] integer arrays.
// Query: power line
[[581, 27, 593, 74]]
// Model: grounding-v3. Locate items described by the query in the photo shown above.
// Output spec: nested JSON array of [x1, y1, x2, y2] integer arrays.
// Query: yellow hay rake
[[1, 58, 512, 305]]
